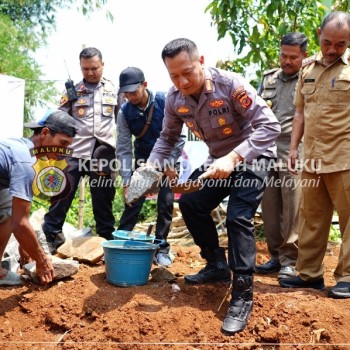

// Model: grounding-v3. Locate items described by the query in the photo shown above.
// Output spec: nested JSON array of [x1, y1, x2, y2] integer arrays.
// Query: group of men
[[1, 10, 350, 337]]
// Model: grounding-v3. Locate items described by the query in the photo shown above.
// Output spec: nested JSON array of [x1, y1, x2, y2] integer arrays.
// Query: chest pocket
[[261, 89, 277, 99], [72, 95, 92, 118], [301, 84, 316, 95], [102, 95, 117, 117], [330, 78, 350, 104], [208, 114, 236, 139]]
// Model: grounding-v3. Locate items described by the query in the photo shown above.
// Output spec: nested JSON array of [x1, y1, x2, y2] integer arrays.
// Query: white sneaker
[[278, 266, 297, 280], [154, 252, 172, 267]]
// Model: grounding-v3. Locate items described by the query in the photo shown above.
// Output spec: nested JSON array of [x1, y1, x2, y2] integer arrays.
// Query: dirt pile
[[0, 241, 349, 350]]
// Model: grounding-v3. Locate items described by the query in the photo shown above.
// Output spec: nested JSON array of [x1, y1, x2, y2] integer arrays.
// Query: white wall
[[0, 74, 25, 139]]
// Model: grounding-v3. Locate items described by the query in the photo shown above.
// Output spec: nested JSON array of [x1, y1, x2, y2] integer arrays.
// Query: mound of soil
[[0, 241, 349, 350]]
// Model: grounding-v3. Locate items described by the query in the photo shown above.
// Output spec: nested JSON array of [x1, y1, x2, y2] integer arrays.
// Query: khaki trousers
[[261, 170, 300, 266], [297, 170, 350, 283]]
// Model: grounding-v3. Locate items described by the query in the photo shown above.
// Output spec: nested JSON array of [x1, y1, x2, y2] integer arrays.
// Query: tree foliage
[[206, 0, 349, 86], [0, 0, 111, 128]]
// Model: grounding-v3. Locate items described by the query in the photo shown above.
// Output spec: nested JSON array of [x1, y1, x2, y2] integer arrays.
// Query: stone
[[23, 256, 79, 283], [126, 166, 162, 204], [150, 266, 177, 282], [56, 237, 106, 263]]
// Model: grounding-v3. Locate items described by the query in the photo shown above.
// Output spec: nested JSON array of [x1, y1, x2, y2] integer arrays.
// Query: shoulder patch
[[302, 55, 317, 68], [262, 68, 279, 76]]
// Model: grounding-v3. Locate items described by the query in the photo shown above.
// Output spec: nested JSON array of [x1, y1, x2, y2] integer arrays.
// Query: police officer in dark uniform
[[147, 38, 280, 335]]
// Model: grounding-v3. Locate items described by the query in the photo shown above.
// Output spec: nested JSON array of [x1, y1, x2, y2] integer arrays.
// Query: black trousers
[[117, 175, 174, 253], [43, 157, 116, 241], [179, 162, 270, 275]]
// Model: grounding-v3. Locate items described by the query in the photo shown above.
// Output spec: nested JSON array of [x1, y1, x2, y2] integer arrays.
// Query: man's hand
[[163, 167, 178, 182], [199, 151, 243, 179], [35, 255, 54, 284], [18, 245, 32, 268], [288, 149, 299, 175]]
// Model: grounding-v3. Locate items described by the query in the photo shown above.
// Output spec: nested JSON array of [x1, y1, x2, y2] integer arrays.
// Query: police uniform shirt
[[59, 77, 118, 159], [294, 49, 350, 173], [260, 68, 300, 161], [148, 67, 280, 165]]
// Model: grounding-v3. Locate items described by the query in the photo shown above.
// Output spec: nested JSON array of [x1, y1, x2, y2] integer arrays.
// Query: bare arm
[[288, 106, 305, 174], [11, 197, 54, 284]]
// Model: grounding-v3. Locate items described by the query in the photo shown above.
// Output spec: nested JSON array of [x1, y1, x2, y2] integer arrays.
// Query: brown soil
[[0, 240, 349, 350]]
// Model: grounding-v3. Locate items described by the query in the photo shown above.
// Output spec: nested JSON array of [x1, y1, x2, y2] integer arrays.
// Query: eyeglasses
[[124, 84, 142, 98]]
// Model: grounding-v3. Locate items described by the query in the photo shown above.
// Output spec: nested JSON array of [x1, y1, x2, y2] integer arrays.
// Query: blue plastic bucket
[[102, 240, 158, 287], [112, 229, 155, 243]]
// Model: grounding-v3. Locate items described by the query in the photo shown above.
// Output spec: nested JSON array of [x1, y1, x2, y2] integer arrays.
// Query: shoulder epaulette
[[262, 68, 279, 76], [302, 55, 317, 68]]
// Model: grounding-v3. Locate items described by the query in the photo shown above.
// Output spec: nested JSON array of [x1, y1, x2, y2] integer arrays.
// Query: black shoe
[[184, 264, 231, 284], [255, 258, 281, 274], [279, 275, 325, 290], [328, 281, 350, 299], [221, 299, 253, 335], [46, 232, 66, 254]]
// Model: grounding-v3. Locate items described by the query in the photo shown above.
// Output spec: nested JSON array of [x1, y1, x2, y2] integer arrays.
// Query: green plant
[[30, 177, 157, 232]]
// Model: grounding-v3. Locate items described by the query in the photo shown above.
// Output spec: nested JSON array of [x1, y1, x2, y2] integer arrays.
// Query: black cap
[[24, 109, 78, 137], [119, 67, 145, 93]]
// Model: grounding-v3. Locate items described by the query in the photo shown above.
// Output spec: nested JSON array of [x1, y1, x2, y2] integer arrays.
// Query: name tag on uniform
[[305, 79, 315, 83]]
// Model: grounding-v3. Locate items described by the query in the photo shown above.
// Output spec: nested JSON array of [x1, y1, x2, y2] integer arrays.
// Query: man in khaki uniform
[[256, 32, 307, 280], [279, 11, 350, 298]]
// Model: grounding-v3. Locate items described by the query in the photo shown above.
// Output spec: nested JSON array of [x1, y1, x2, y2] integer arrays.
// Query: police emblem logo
[[223, 127, 233, 135], [177, 105, 190, 114], [232, 86, 252, 108], [78, 108, 85, 117], [32, 158, 69, 199], [77, 98, 87, 104], [209, 100, 224, 108], [218, 117, 226, 126]]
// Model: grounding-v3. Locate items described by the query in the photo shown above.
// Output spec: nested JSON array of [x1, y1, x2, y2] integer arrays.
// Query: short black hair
[[281, 32, 308, 53], [161, 38, 199, 62], [79, 47, 102, 61]]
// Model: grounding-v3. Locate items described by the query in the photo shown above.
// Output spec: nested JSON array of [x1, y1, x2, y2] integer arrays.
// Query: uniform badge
[[186, 121, 194, 128], [205, 79, 213, 92], [232, 86, 252, 108], [209, 100, 224, 108], [266, 100, 272, 108], [106, 106, 113, 113], [177, 105, 190, 114], [78, 108, 85, 117], [59, 95, 68, 106], [77, 98, 87, 104], [223, 127, 233, 135], [32, 158, 69, 200], [218, 117, 226, 126]]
